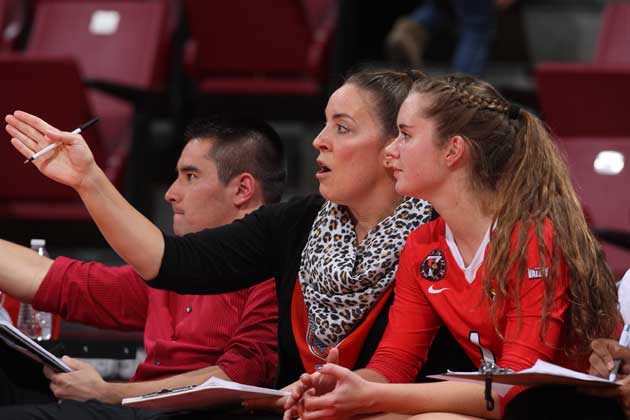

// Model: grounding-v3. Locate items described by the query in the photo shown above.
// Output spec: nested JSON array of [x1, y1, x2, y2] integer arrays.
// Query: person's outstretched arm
[[0, 239, 52, 302], [5, 111, 164, 279]]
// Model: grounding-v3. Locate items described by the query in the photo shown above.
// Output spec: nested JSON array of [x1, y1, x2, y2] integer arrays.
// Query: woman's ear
[[444, 135, 467, 168]]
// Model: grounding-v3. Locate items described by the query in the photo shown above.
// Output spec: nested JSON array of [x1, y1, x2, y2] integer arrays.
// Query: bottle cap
[[30, 239, 46, 247]]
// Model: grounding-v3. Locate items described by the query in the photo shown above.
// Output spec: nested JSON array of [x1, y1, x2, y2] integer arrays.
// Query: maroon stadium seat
[[536, 66, 630, 138], [0, 0, 172, 220], [536, 3, 630, 137], [536, 3, 630, 279], [0, 57, 107, 219], [182, 0, 337, 118]]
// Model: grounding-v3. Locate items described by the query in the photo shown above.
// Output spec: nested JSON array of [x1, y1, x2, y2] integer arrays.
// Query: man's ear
[[232, 173, 256, 206], [444, 135, 467, 168]]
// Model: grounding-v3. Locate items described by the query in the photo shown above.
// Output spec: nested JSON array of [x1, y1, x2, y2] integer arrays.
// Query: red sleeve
[[32, 257, 149, 331], [498, 219, 570, 409], [214, 278, 278, 387], [367, 239, 442, 383]]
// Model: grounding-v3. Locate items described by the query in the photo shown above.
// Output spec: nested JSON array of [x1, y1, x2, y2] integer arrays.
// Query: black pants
[[0, 346, 280, 420], [504, 385, 625, 420]]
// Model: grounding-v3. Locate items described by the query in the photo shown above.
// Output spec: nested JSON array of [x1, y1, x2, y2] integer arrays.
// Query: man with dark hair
[[183, 118, 285, 205], [0, 117, 285, 420]]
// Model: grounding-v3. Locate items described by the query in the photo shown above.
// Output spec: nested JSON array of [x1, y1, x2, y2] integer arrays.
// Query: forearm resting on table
[[0, 239, 52, 302], [104, 365, 231, 404], [76, 166, 164, 280], [362, 381, 500, 419]]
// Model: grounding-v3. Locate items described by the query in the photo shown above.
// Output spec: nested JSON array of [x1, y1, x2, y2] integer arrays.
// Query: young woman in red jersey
[[284, 74, 621, 420]]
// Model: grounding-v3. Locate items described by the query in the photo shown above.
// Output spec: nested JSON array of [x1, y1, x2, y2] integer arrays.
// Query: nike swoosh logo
[[428, 285, 449, 294]]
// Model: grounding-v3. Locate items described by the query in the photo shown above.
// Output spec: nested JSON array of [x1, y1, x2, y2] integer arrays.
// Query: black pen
[[24, 117, 99, 164]]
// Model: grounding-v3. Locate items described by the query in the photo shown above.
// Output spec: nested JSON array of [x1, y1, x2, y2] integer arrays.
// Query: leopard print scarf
[[298, 197, 433, 351]]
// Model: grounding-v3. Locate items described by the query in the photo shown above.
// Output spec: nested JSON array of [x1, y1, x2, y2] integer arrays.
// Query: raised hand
[[5, 111, 98, 191]]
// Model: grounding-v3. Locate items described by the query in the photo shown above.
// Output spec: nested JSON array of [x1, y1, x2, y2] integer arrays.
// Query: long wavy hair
[[411, 74, 618, 352]]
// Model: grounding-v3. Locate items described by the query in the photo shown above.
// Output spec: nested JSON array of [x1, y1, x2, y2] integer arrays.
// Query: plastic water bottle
[[0, 292, 12, 325], [17, 239, 52, 341]]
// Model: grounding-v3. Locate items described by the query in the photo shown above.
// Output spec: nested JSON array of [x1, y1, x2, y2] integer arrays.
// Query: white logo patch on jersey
[[527, 267, 549, 279], [428, 285, 449, 294]]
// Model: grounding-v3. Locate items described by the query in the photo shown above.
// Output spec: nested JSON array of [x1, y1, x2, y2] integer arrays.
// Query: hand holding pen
[[5, 111, 100, 191], [24, 117, 98, 163], [610, 324, 630, 382]]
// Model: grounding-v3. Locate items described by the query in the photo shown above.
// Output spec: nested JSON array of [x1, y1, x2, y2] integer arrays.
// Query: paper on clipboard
[[122, 376, 289, 410], [429, 359, 620, 394], [0, 320, 72, 373]]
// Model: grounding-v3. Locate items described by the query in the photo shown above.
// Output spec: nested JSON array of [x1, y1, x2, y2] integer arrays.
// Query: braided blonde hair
[[411, 74, 618, 353]]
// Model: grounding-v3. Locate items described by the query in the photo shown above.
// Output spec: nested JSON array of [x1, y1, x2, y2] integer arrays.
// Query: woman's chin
[[318, 184, 346, 205], [393, 181, 408, 196], [318, 184, 333, 201]]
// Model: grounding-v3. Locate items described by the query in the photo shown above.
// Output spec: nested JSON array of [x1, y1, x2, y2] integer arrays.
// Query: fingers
[[5, 113, 50, 147], [42, 366, 55, 380], [285, 376, 315, 416], [318, 363, 350, 379], [301, 389, 339, 412], [288, 381, 308, 406], [6, 122, 42, 152], [13, 110, 60, 137], [46, 370, 66, 399], [282, 408, 296, 420], [299, 371, 322, 390], [9, 137, 35, 160], [45, 129, 81, 146], [62, 356, 87, 370], [283, 396, 305, 420], [326, 347, 339, 365], [590, 339, 621, 378], [49, 382, 61, 398]]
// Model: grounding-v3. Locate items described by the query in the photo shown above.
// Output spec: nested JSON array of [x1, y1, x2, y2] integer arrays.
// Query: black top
[[152, 195, 474, 387], [153, 195, 394, 386]]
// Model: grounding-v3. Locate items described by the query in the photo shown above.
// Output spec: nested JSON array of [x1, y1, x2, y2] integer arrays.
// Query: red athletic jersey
[[367, 217, 570, 407]]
